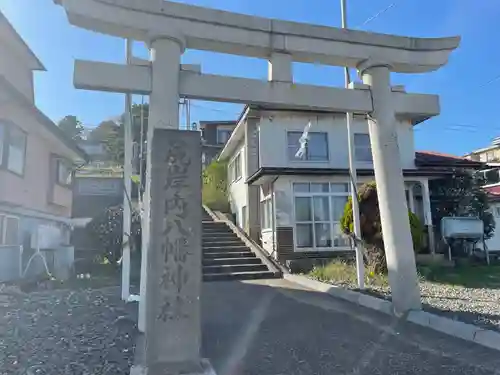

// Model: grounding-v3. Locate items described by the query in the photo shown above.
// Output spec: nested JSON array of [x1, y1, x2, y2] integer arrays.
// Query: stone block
[[407, 310, 431, 327], [473, 329, 500, 351], [427, 314, 477, 341], [145, 129, 203, 369], [357, 294, 392, 314]]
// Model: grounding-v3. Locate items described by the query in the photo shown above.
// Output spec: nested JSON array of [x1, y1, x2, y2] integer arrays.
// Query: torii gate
[[55, 0, 459, 373]]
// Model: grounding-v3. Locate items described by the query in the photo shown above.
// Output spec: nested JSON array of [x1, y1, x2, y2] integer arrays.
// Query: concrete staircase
[[202, 210, 280, 282]]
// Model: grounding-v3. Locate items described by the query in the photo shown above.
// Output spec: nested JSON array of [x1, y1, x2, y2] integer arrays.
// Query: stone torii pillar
[[138, 35, 183, 332], [359, 61, 421, 312]]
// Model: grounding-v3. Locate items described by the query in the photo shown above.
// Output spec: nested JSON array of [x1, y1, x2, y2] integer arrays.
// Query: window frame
[[260, 197, 273, 231], [217, 128, 233, 144], [0, 120, 28, 176], [228, 152, 242, 184], [0, 214, 20, 246], [292, 182, 350, 251], [354, 133, 373, 163], [54, 156, 73, 188], [241, 205, 247, 230], [287, 131, 329, 162]]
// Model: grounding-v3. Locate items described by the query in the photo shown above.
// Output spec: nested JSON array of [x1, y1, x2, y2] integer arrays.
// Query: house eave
[[246, 166, 458, 185], [0, 11, 46, 71], [0, 76, 87, 161], [218, 105, 250, 161]]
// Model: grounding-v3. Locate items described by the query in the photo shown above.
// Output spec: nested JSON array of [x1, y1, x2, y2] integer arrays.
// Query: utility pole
[[121, 38, 133, 301], [139, 95, 145, 198], [341, 0, 364, 290]]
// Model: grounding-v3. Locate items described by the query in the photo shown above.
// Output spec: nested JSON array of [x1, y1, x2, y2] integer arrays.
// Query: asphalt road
[[202, 279, 500, 375]]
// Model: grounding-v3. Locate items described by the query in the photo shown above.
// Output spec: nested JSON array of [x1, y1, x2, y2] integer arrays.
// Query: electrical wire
[[356, 1, 399, 28], [189, 102, 242, 115]]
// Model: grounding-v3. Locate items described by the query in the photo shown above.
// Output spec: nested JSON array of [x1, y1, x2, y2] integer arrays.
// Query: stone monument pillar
[[133, 129, 214, 375], [359, 61, 421, 315]]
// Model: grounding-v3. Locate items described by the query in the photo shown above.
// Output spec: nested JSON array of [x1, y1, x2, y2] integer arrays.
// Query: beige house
[[465, 137, 500, 163], [219, 105, 484, 265], [0, 12, 86, 279]]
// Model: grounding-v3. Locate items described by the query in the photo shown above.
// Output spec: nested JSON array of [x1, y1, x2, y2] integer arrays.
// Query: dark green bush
[[86, 205, 141, 263]]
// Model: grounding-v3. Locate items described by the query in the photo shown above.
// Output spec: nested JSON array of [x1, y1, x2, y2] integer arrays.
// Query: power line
[[189, 102, 242, 115], [356, 1, 399, 28], [477, 74, 500, 89]]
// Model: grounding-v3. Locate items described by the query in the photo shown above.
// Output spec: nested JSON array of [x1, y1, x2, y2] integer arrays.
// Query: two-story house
[[0, 11, 86, 278], [219, 103, 483, 264], [465, 138, 500, 254], [199, 120, 236, 168]]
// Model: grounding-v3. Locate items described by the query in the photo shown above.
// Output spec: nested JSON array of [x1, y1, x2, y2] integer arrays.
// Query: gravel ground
[[0, 285, 137, 375], [420, 282, 500, 331], [355, 282, 500, 332]]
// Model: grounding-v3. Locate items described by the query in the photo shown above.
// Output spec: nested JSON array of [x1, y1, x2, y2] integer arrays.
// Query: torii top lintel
[[55, 0, 459, 73]]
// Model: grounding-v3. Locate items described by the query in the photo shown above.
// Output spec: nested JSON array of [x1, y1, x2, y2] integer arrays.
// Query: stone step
[[202, 257, 262, 266], [203, 237, 242, 242], [202, 233, 238, 239], [203, 251, 255, 259], [203, 244, 246, 250], [203, 245, 249, 253], [203, 270, 278, 282], [203, 238, 240, 243], [202, 228, 233, 233], [203, 238, 244, 244], [203, 239, 240, 244], [203, 263, 269, 274]]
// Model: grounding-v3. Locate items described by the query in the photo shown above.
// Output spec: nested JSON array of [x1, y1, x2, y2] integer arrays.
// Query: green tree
[[202, 160, 229, 212], [88, 103, 149, 165], [57, 115, 83, 140], [341, 181, 425, 273], [429, 169, 495, 240]]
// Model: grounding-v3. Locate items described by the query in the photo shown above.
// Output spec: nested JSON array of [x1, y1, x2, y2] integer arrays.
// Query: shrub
[[309, 260, 389, 288], [202, 160, 230, 212], [86, 205, 141, 263], [340, 181, 425, 273]]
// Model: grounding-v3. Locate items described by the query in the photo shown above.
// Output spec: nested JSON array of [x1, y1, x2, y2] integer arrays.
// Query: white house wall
[[228, 142, 247, 227], [259, 112, 416, 170]]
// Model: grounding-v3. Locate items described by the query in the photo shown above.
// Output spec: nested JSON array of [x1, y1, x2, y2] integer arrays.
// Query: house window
[[260, 198, 273, 230], [354, 133, 372, 163], [217, 128, 233, 144], [0, 121, 27, 175], [228, 153, 242, 183], [0, 124, 4, 166], [56, 158, 73, 186], [0, 215, 20, 245], [287, 132, 328, 161], [242, 205, 247, 230], [293, 182, 350, 250]]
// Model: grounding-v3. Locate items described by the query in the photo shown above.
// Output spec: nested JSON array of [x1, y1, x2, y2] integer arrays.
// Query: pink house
[[0, 12, 86, 280]]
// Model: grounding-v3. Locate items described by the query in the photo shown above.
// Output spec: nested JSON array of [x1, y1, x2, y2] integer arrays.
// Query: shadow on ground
[[202, 279, 500, 375]]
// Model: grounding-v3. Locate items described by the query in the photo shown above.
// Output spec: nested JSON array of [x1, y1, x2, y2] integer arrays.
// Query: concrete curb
[[284, 274, 500, 351]]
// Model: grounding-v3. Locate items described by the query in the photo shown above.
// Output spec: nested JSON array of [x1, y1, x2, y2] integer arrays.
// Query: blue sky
[[1, 0, 499, 155]]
